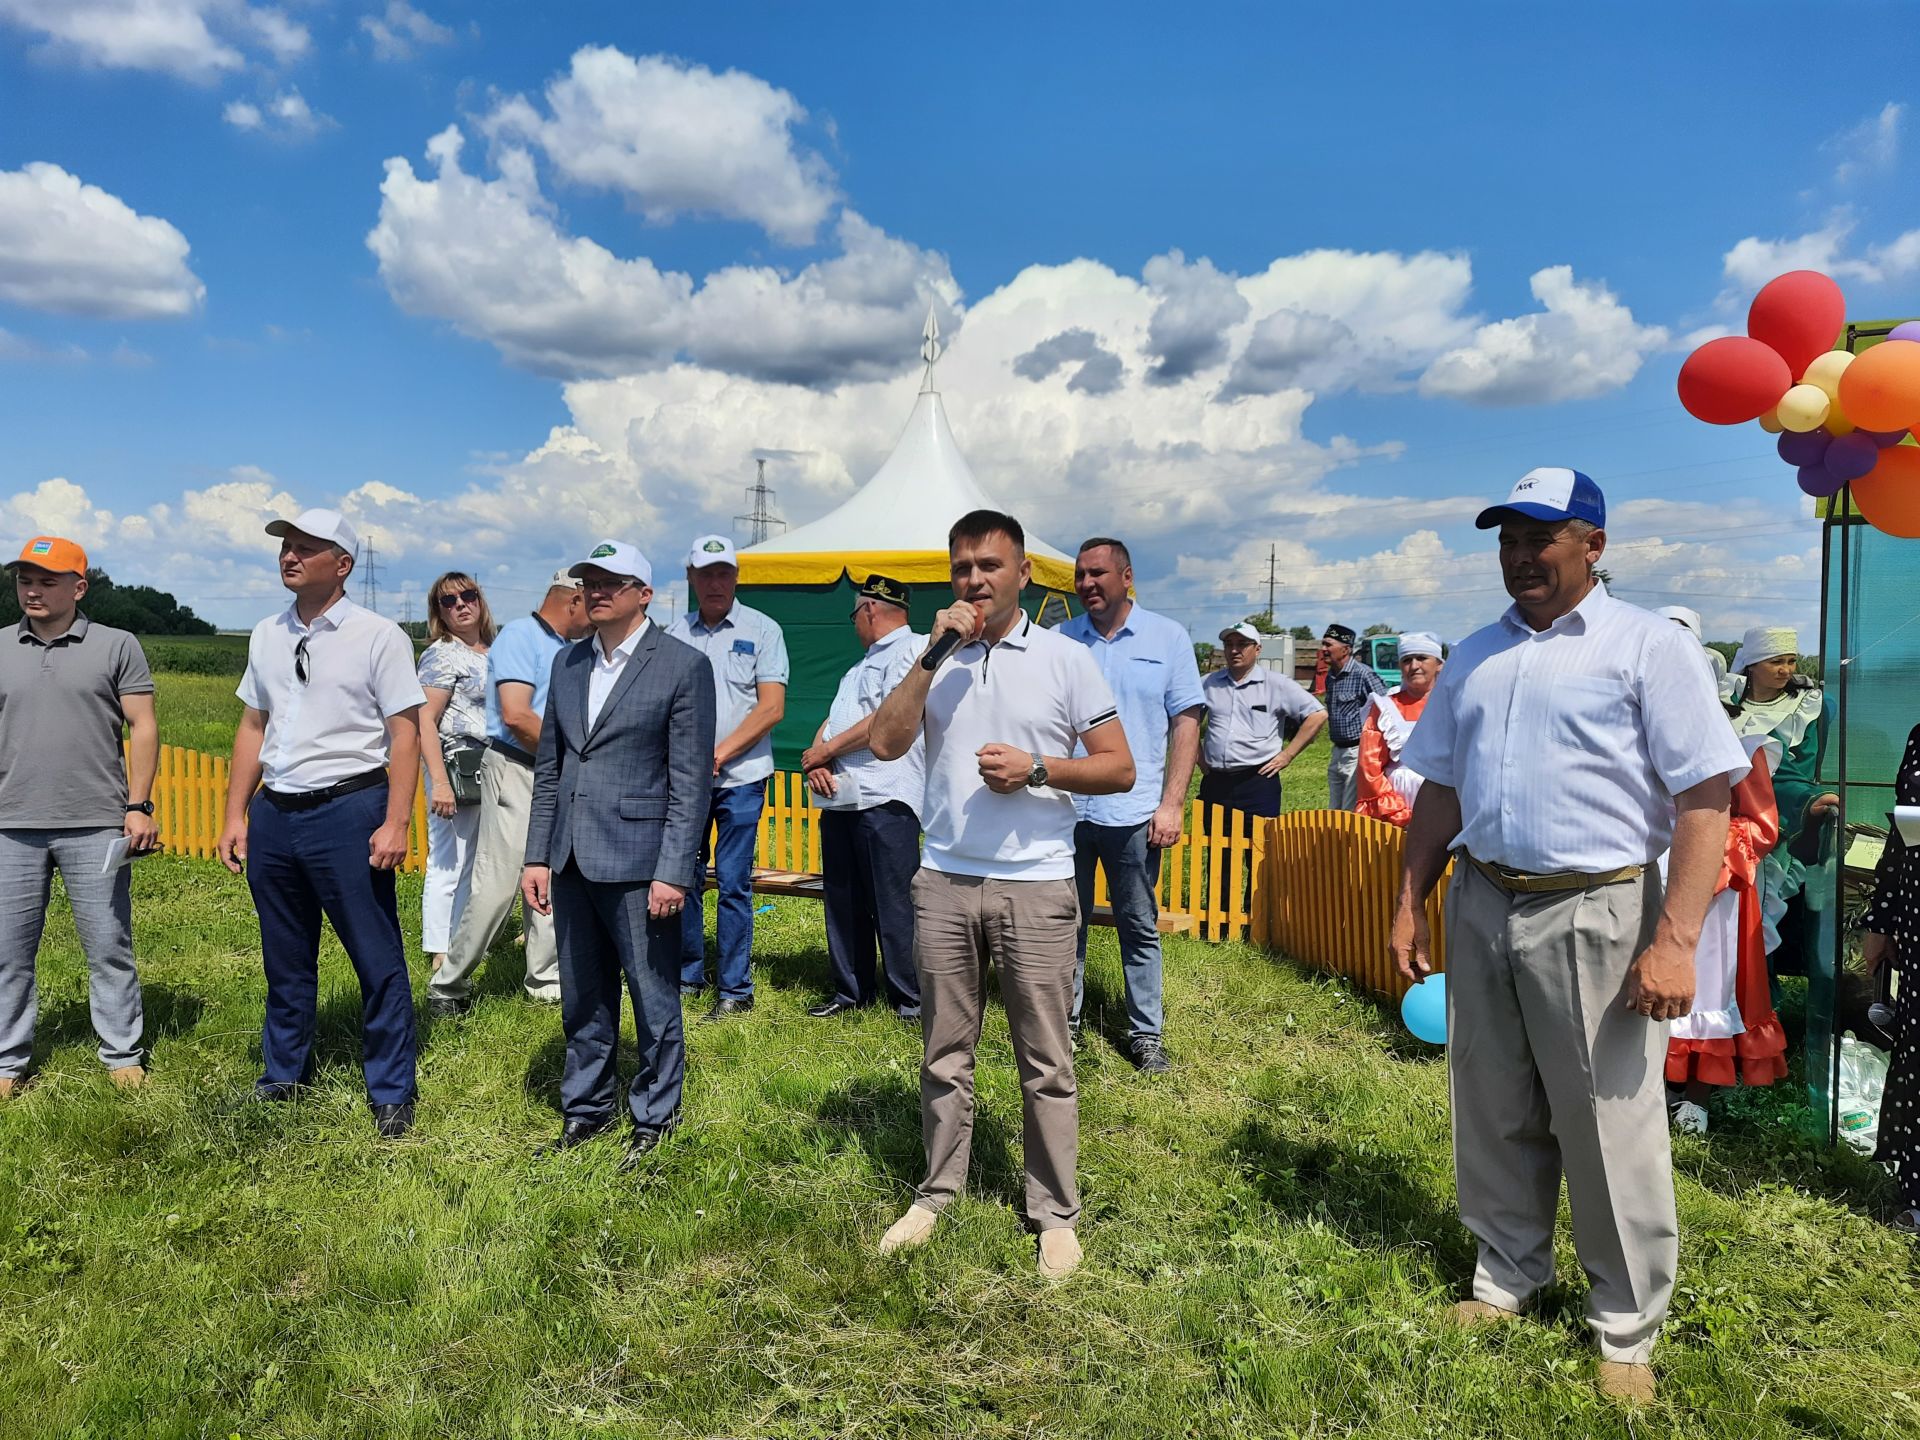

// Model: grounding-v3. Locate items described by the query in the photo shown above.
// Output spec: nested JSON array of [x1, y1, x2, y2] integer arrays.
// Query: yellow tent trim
[[738, 548, 1076, 593]]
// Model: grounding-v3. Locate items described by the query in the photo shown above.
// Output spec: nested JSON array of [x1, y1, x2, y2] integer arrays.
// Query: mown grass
[[0, 855, 1914, 1438]]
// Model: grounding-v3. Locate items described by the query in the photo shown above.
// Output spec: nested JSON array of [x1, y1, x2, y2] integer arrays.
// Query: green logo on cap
[[702, 539, 726, 553], [589, 543, 617, 558]]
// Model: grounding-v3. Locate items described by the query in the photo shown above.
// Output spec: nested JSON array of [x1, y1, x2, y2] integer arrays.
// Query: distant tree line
[[1, 567, 214, 635]]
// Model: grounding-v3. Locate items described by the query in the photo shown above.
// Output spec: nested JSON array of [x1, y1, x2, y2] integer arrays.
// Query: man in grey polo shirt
[[1198, 623, 1326, 828], [0, 535, 159, 1096], [666, 535, 788, 1020]]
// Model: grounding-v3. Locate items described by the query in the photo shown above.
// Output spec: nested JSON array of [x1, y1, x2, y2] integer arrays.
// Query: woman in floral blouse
[[417, 572, 494, 970]]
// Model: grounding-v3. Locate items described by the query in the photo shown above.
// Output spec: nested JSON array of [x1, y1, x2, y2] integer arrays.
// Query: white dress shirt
[[586, 618, 650, 730], [1401, 584, 1750, 873], [814, 624, 925, 814], [237, 594, 427, 793]]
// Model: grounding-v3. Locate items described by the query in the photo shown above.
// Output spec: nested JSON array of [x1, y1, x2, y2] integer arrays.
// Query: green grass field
[[1, 852, 1914, 1438]]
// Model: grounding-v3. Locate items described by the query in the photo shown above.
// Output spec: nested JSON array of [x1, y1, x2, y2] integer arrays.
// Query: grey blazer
[[524, 623, 717, 888]]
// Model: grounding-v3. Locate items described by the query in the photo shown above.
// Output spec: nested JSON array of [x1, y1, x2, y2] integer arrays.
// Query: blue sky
[[2, 1, 1917, 638]]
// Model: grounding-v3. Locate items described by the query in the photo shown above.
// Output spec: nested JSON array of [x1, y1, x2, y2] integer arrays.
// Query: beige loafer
[[108, 1065, 147, 1091], [1446, 1299, 1520, 1329], [0, 1076, 19, 1100], [1036, 1228, 1082, 1280], [1596, 1361, 1655, 1404], [878, 1204, 939, 1255]]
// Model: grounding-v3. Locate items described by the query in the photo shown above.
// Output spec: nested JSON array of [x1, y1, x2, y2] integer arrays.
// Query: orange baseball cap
[[9, 536, 89, 575]]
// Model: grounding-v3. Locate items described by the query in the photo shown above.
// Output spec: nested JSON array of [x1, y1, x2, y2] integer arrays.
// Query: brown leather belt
[[1468, 854, 1643, 895]]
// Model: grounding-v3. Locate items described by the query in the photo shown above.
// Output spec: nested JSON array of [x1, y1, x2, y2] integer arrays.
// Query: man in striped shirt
[[1388, 467, 1748, 1406], [1319, 623, 1384, 810]]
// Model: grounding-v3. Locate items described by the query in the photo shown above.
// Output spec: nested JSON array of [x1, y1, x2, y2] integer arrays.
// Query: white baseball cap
[[1397, 631, 1444, 661], [266, 507, 358, 556], [568, 539, 653, 586], [546, 569, 583, 590], [1219, 622, 1264, 644], [686, 534, 739, 569]]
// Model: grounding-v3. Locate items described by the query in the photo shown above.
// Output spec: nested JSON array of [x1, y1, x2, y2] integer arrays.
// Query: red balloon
[[1747, 270, 1847, 379], [1677, 336, 1793, 425], [1853, 444, 1920, 538]]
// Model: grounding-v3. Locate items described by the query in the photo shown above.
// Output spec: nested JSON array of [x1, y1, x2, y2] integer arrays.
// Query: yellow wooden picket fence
[[135, 744, 1443, 997]]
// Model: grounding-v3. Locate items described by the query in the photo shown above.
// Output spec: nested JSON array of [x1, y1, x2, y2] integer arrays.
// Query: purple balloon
[[1778, 428, 1833, 468], [1825, 431, 1880, 482], [1799, 463, 1848, 497], [1858, 427, 1910, 447], [1888, 321, 1920, 344]]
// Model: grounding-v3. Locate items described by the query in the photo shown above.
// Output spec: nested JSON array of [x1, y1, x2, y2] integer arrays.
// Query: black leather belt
[[261, 767, 388, 812], [488, 738, 535, 767], [1331, 739, 1359, 750]]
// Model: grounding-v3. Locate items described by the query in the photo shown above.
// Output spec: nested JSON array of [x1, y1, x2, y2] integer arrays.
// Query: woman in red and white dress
[[1665, 733, 1789, 1133], [1354, 632, 1444, 827]]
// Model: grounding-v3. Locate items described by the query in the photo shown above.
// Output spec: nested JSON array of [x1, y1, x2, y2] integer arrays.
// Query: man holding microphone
[[866, 510, 1134, 1279]]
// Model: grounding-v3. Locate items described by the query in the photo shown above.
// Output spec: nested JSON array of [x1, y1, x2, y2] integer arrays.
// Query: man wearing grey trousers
[[0, 535, 159, 1096], [1388, 468, 1749, 1406], [520, 540, 715, 1164]]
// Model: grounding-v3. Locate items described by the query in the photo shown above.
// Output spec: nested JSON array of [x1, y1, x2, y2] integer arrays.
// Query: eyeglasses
[[579, 576, 635, 594], [294, 634, 311, 686], [437, 588, 481, 609]]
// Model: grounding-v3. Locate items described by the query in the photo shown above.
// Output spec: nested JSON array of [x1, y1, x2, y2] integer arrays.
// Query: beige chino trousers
[[912, 869, 1082, 1231], [429, 749, 559, 1003], [1446, 860, 1676, 1364]]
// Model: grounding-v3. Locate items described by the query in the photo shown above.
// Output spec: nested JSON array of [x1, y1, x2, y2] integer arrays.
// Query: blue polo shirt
[[484, 613, 568, 755], [1060, 602, 1206, 827], [666, 601, 790, 789]]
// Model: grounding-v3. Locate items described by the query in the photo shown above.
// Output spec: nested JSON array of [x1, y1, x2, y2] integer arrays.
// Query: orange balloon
[[1853, 443, 1920, 538], [1837, 339, 1920, 432]]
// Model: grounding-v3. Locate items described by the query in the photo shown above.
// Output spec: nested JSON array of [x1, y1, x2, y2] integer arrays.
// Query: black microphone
[[921, 605, 983, 671]]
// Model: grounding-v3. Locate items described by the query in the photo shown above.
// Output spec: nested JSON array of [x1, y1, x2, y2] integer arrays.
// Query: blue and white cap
[[568, 539, 652, 586], [1474, 467, 1606, 530]]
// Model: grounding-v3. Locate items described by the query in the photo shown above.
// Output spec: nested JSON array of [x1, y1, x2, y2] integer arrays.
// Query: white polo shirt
[[1401, 584, 1750, 873], [237, 594, 427, 794], [921, 615, 1120, 881]]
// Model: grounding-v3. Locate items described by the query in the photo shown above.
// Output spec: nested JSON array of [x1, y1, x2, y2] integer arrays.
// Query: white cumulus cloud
[[481, 46, 838, 245], [0, 162, 205, 319], [361, 0, 452, 62], [0, 0, 307, 80], [1418, 266, 1667, 406], [1721, 214, 1920, 292], [223, 87, 333, 139]]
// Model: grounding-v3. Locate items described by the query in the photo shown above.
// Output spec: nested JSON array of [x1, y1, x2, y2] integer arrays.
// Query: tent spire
[[919, 304, 942, 394]]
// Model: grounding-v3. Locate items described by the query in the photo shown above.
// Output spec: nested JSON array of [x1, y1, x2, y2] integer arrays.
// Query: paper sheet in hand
[[100, 837, 131, 875], [1897, 806, 1920, 846]]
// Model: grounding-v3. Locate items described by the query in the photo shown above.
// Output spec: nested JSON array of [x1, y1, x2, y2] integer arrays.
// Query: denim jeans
[[1071, 819, 1165, 1038], [680, 782, 764, 999]]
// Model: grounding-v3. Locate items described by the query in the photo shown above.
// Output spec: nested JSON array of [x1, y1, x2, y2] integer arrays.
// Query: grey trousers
[[0, 827, 144, 1076], [431, 749, 559, 1002], [913, 869, 1082, 1231], [1327, 743, 1359, 810], [1446, 860, 1675, 1364]]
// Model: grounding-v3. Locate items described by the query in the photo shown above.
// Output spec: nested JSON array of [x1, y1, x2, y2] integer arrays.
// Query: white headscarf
[[1732, 626, 1798, 675], [1656, 605, 1703, 640], [1397, 631, 1443, 661]]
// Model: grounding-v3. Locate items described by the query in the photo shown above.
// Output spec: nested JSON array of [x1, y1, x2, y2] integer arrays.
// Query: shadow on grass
[[1227, 1117, 1477, 1272], [747, 940, 834, 1000], [38, 981, 206, 1061], [814, 1072, 1027, 1220]]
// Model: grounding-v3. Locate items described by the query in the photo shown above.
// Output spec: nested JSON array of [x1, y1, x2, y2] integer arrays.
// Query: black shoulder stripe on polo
[[1084, 708, 1119, 728]]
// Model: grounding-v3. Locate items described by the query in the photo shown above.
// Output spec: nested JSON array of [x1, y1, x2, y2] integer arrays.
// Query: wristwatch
[[1025, 758, 1050, 789], [126, 801, 154, 815]]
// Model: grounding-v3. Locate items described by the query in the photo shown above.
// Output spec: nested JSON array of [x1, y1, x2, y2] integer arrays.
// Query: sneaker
[[1669, 1100, 1708, 1135], [1892, 1208, 1920, 1235], [1128, 1035, 1171, 1074], [427, 995, 472, 1021]]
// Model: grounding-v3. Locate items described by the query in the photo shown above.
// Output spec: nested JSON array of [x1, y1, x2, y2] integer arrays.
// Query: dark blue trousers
[[246, 785, 417, 1104], [552, 862, 684, 1131], [820, 802, 921, 1015]]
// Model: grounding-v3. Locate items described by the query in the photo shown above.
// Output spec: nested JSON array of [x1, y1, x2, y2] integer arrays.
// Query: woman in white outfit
[[417, 573, 494, 970]]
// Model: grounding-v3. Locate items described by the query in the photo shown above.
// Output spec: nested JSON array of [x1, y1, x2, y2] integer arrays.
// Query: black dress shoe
[[703, 996, 754, 1022], [252, 1080, 303, 1102], [426, 995, 472, 1020], [372, 1101, 416, 1138], [619, 1125, 674, 1169], [807, 997, 860, 1018], [554, 1117, 615, 1150]]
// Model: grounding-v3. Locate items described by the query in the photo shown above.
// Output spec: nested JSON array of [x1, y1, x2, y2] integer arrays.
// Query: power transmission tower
[[734, 458, 787, 546], [1265, 544, 1277, 626], [358, 539, 380, 614]]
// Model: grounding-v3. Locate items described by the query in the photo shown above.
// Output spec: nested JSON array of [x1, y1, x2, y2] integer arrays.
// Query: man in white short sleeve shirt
[[867, 510, 1134, 1281], [1389, 468, 1749, 1405]]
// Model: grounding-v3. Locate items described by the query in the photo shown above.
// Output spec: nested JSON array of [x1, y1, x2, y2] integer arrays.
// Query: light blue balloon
[[1400, 973, 1448, 1045]]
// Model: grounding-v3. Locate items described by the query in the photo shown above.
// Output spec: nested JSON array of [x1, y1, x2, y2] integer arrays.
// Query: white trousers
[[421, 800, 482, 953]]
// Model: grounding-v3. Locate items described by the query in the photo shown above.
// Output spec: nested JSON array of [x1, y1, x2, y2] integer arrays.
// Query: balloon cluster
[[1677, 270, 1920, 538]]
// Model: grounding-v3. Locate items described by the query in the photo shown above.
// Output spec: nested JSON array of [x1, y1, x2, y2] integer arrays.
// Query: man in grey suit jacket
[[521, 539, 716, 1162]]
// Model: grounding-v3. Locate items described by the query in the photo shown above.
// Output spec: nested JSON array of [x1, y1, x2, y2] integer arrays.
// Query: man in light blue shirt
[[432, 573, 587, 1015], [799, 574, 924, 1020], [1059, 537, 1205, 1073], [665, 535, 788, 1019]]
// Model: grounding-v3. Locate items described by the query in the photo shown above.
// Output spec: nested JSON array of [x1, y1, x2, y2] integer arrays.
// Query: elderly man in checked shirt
[[1388, 467, 1748, 1407], [1318, 622, 1384, 810]]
